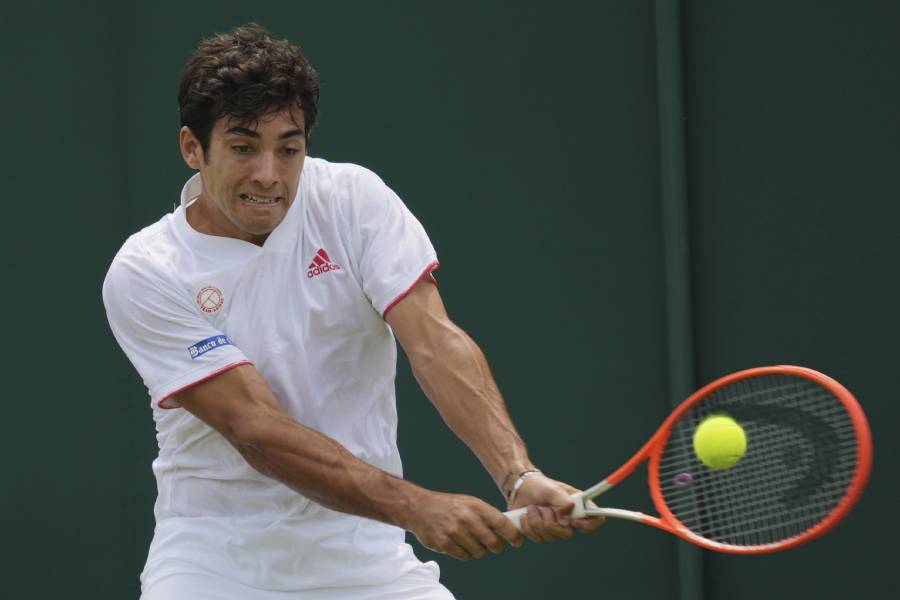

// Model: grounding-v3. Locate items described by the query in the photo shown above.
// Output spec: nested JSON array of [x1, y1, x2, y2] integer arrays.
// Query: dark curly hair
[[178, 23, 320, 157]]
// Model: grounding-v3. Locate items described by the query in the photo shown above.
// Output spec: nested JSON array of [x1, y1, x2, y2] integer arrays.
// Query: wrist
[[384, 479, 429, 531], [496, 455, 535, 490], [501, 468, 542, 502]]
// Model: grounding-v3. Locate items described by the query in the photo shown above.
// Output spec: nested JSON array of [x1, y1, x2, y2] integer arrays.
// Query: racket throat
[[571, 480, 614, 519], [571, 480, 652, 524]]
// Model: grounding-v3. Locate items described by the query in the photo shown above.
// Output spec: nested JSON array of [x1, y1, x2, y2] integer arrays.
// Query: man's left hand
[[508, 473, 605, 543]]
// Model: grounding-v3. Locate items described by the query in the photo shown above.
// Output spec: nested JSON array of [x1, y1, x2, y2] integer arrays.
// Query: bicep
[[385, 279, 455, 356]]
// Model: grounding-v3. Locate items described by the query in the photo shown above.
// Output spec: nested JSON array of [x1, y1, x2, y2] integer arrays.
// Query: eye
[[232, 144, 252, 154], [282, 147, 301, 156]]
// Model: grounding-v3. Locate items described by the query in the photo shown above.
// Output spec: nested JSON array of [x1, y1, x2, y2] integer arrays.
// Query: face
[[180, 107, 306, 244]]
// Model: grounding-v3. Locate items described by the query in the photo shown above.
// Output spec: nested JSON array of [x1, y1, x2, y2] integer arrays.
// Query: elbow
[[229, 416, 280, 477], [225, 410, 275, 456]]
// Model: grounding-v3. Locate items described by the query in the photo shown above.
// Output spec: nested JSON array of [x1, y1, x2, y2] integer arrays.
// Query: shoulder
[[304, 156, 394, 215], [102, 215, 183, 305], [304, 156, 388, 192]]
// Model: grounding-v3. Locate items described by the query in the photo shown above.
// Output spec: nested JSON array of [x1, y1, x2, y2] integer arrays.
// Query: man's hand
[[404, 491, 524, 561], [509, 473, 606, 542]]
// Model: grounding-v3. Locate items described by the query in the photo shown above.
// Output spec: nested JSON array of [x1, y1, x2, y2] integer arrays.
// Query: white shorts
[[140, 561, 455, 600]]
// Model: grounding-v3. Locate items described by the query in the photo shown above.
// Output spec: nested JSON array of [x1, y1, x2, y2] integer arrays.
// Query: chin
[[243, 221, 281, 236], [235, 208, 288, 234]]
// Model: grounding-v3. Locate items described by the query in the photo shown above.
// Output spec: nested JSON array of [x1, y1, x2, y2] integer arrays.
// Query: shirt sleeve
[[102, 250, 250, 408], [349, 167, 439, 318]]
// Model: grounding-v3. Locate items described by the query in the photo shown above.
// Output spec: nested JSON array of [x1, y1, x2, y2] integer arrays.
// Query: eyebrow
[[225, 126, 305, 140]]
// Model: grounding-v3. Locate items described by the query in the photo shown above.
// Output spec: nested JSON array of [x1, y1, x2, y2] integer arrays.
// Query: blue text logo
[[188, 335, 233, 359]]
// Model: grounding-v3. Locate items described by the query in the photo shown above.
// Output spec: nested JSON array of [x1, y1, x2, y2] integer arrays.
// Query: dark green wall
[[1, 1, 895, 598], [683, 2, 900, 598]]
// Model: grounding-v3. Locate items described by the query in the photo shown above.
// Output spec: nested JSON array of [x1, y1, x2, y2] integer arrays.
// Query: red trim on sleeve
[[157, 360, 253, 409], [382, 260, 440, 319]]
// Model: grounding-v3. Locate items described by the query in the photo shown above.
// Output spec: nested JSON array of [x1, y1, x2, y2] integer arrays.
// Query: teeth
[[241, 194, 278, 204]]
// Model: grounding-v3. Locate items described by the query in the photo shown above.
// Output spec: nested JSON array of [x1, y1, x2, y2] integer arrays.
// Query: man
[[103, 23, 602, 599]]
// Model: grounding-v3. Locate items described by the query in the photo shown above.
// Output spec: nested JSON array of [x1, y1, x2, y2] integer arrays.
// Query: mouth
[[240, 193, 282, 205]]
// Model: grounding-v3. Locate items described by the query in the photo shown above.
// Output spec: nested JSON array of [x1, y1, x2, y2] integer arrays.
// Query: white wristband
[[507, 469, 542, 504]]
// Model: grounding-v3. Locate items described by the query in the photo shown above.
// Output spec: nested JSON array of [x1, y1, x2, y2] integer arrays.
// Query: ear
[[179, 126, 205, 170]]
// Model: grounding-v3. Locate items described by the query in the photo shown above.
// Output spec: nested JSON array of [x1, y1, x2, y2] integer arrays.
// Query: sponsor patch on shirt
[[188, 335, 233, 359]]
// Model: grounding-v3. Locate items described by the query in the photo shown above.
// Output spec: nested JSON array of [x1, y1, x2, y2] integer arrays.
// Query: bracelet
[[506, 469, 542, 504]]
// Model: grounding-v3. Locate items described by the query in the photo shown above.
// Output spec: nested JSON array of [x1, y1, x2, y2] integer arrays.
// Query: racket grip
[[504, 507, 528, 530], [503, 492, 589, 530]]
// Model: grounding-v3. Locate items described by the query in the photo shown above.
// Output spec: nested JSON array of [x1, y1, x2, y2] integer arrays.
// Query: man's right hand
[[404, 491, 523, 560]]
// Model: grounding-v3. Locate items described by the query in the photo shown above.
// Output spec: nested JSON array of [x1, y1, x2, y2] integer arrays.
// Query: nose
[[251, 151, 278, 188]]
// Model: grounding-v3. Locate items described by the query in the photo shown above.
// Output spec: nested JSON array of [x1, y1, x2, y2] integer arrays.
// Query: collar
[[171, 171, 305, 254]]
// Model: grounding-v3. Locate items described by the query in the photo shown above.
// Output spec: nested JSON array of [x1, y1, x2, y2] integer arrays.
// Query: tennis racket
[[504, 365, 872, 554]]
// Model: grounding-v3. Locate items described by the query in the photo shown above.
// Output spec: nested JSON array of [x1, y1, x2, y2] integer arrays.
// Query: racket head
[[646, 365, 871, 554]]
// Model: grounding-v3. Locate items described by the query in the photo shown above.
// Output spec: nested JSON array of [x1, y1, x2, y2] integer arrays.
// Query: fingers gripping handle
[[504, 506, 528, 529], [504, 492, 589, 530]]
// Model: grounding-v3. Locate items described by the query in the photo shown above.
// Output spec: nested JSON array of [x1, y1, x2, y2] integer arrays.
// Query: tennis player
[[103, 23, 602, 599]]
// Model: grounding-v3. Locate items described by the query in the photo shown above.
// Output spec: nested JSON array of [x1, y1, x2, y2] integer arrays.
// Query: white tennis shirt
[[103, 157, 440, 591]]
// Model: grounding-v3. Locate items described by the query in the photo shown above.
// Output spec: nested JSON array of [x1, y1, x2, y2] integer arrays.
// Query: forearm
[[407, 320, 534, 496], [174, 364, 430, 530], [231, 411, 426, 528], [175, 361, 525, 559]]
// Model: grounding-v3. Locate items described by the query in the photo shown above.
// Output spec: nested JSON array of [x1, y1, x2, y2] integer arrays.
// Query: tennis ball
[[693, 414, 747, 470]]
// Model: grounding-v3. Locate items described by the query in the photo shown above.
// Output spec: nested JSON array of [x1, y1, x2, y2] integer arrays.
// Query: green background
[[1, 1, 896, 598]]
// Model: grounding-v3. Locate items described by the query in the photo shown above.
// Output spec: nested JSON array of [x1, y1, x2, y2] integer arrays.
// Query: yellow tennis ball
[[693, 414, 747, 470]]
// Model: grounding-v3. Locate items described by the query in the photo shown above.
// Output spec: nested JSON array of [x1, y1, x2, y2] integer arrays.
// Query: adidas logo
[[307, 248, 342, 279]]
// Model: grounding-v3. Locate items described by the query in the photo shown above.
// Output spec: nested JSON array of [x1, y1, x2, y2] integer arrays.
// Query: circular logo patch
[[196, 286, 224, 313]]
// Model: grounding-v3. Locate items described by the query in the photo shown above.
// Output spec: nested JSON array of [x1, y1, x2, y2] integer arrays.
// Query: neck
[[185, 195, 269, 246]]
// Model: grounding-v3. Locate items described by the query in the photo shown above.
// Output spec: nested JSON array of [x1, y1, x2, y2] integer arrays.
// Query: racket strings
[[656, 374, 859, 547], [683, 380, 854, 544], [688, 383, 854, 544]]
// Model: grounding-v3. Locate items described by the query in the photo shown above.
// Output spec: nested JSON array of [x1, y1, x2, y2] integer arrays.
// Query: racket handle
[[503, 492, 586, 530], [505, 503, 650, 529], [504, 506, 528, 529]]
